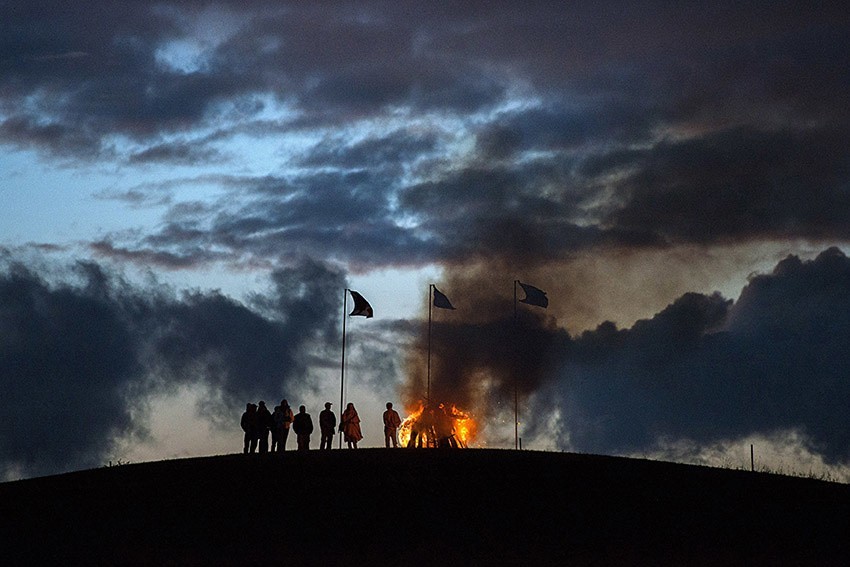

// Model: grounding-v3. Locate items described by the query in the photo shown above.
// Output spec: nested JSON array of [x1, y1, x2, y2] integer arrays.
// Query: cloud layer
[[547, 248, 850, 464], [0, 258, 348, 477], [3, 2, 847, 271]]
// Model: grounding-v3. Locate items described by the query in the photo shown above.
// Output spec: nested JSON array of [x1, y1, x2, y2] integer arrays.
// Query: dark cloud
[[546, 248, 850, 464], [398, 161, 610, 265], [298, 130, 439, 170], [475, 103, 656, 160], [3, 2, 841, 150], [99, 171, 440, 270], [90, 239, 230, 269], [127, 141, 224, 165], [595, 126, 850, 245], [0, 261, 141, 476], [0, 115, 103, 157], [0, 2, 261, 155], [0, 256, 348, 478], [2, 2, 847, 271], [0, 2, 509, 156], [147, 258, 346, 411]]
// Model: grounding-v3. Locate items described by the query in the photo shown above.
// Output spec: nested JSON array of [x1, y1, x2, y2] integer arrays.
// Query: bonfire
[[398, 402, 477, 448]]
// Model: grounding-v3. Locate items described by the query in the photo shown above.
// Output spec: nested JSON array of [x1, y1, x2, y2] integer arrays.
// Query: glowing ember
[[398, 402, 477, 448]]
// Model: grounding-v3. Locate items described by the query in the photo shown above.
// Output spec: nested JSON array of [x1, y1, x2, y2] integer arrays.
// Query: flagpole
[[427, 284, 433, 403], [514, 280, 519, 450], [339, 288, 348, 449]]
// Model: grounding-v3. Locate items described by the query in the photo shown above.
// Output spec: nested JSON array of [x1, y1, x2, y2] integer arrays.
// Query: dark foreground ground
[[1, 449, 849, 566]]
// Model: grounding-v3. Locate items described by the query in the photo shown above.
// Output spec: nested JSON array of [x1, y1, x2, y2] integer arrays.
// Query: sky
[[2, 1, 850, 481]]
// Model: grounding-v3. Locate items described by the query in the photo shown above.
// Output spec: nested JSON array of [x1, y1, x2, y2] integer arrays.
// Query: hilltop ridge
[[2, 449, 848, 565]]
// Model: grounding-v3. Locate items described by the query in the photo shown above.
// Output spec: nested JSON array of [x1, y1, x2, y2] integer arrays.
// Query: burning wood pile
[[398, 402, 477, 448]]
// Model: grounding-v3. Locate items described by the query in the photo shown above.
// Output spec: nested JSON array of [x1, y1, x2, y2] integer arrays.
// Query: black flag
[[349, 290, 373, 318], [433, 287, 455, 310], [518, 281, 548, 308]]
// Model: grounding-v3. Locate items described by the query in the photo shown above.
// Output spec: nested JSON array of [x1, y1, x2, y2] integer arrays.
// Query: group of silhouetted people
[[241, 400, 403, 452], [240, 399, 294, 454]]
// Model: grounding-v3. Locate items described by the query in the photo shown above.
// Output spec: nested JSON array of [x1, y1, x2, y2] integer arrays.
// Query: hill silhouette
[[1, 449, 849, 565]]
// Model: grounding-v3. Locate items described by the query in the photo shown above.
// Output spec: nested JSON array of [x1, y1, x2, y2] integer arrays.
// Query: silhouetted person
[[271, 402, 282, 452], [435, 405, 456, 448], [407, 417, 421, 448], [339, 402, 363, 449], [292, 405, 313, 451], [256, 401, 273, 454], [408, 404, 436, 448], [319, 402, 336, 450], [274, 399, 294, 452], [241, 403, 259, 454], [383, 402, 402, 448], [407, 404, 428, 448]]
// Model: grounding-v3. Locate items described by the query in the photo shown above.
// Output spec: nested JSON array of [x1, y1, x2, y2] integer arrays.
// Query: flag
[[432, 286, 455, 310], [348, 290, 373, 318], [518, 281, 548, 308]]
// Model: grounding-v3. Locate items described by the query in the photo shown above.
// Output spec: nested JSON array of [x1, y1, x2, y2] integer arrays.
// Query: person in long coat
[[339, 402, 363, 449], [275, 399, 294, 452]]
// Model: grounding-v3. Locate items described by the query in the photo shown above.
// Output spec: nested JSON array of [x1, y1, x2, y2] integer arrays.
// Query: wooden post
[[750, 444, 754, 472]]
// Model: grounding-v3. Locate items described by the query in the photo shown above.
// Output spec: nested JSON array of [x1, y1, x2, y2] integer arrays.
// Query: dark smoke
[[0, 257, 346, 478], [401, 263, 570, 434], [0, 262, 142, 477], [406, 248, 850, 465]]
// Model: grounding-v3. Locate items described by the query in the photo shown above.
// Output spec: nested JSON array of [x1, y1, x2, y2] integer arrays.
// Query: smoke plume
[[403, 248, 850, 465]]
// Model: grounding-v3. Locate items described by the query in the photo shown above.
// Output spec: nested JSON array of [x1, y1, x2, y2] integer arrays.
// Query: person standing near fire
[[319, 402, 336, 450], [271, 402, 283, 452], [383, 402, 402, 448], [339, 402, 363, 448], [240, 403, 258, 454], [292, 405, 314, 451], [273, 399, 294, 452], [256, 401, 273, 453]]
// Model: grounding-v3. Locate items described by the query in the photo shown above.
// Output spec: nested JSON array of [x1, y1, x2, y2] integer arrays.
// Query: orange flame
[[398, 402, 477, 448]]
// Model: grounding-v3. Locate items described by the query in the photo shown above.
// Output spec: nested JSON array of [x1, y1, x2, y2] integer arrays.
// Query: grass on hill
[[1, 449, 849, 566]]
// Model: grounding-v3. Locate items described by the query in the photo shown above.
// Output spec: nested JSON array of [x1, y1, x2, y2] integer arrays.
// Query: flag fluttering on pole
[[518, 281, 548, 308], [432, 286, 455, 310], [348, 290, 373, 318]]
